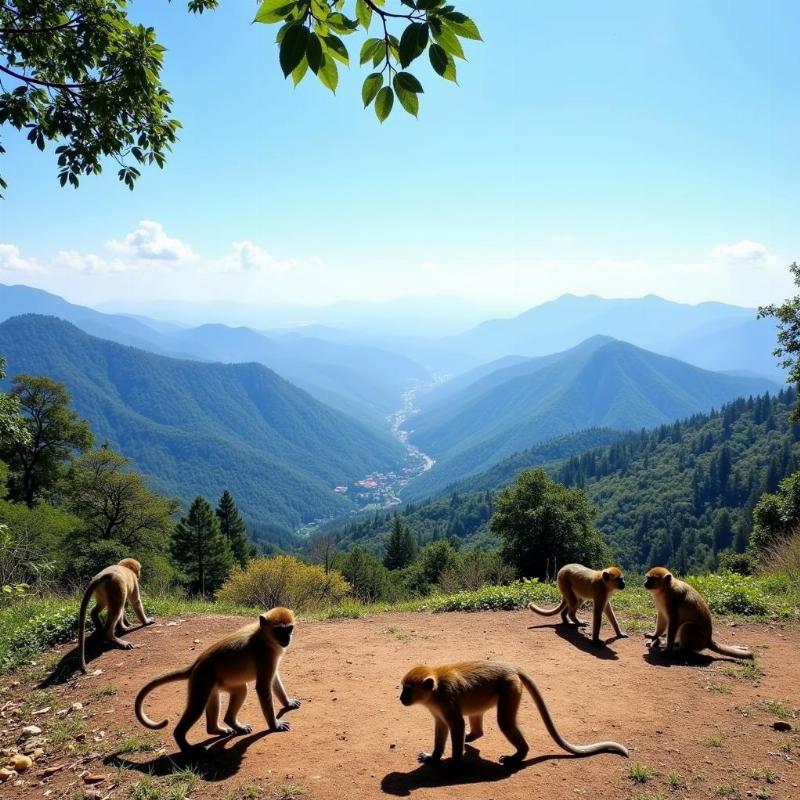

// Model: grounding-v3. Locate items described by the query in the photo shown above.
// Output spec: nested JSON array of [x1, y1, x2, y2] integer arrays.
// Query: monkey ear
[[259, 614, 269, 628], [602, 570, 610, 581], [664, 572, 672, 582], [422, 676, 437, 692]]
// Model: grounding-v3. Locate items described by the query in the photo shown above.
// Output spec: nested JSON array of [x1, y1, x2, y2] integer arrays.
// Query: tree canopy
[[1, 0, 479, 193]]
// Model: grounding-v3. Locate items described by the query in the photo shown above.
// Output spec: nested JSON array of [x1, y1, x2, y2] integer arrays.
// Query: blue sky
[[0, 0, 798, 311]]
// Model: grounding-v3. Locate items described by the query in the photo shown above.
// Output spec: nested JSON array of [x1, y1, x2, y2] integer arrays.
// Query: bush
[[0, 597, 79, 673], [760, 531, 800, 580], [217, 555, 350, 612], [686, 572, 770, 616], [424, 578, 560, 613], [438, 548, 516, 594], [717, 550, 755, 576]]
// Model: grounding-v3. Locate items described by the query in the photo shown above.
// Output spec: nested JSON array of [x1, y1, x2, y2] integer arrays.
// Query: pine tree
[[216, 490, 251, 568], [384, 516, 416, 570], [172, 496, 234, 596]]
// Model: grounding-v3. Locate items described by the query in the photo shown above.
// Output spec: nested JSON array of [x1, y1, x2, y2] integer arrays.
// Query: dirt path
[[2, 611, 799, 799]]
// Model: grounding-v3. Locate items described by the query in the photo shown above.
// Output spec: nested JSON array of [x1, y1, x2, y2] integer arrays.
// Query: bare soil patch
[[1, 610, 799, 799]]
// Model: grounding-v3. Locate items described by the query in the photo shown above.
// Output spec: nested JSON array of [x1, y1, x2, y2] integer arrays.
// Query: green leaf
[[360, 38, 383, 65], [255, 0, 296, 24], [395, 71, 423, 93], [307, 31, 323, 73], [324, 34, 349, 65], [375, 86, 394, 122], [442, 14, 482, 41], [393, 80, 419, 117], [399, 22, 425, 69], [356, 0, 372, 30], [361, 72, 383, 107], [429, 43, 457, 81], [317, 55, 339, 92], [292, 55, 309, 86], [431, 24, 464, 59], [280, 24, 311, 77]]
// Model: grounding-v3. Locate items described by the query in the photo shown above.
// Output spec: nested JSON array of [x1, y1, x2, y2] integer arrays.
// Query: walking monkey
[[135, 607, 300, 752], [400, 660, 628, 766], [529, 563, 627, 645], [78, 558, 153, 673], [644, 567, 753, 659]]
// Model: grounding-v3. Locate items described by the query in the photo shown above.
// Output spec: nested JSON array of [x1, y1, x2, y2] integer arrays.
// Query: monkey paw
[[284, 699, 301, 710], [590, 638, 606, 648], [144, 617, 155, 626], [270, 721, 290, 733], [499, 754, 525, 767], [117, 641, 134, 650], [207, 725, 234, 736], [230, 723, 252, 734], [617, 631, 630, 639], [417, 752, 440, 764]]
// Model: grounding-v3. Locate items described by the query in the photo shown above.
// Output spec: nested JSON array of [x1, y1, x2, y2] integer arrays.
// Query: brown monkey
[[644, 567, 753, 659], [529, 563, 627, 645], [135, 607, 300, 753], [400, 661, 628, 767], [78, 558, 154, 673]]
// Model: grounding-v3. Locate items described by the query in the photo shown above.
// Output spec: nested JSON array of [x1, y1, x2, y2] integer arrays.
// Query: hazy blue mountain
[[0, 284, 432, 425], [0, 315, 406, 532], [443, 294, 780, 378], [405, 339, 778, 493]]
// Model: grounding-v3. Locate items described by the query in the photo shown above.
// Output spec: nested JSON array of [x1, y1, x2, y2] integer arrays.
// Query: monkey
[[399, 660, 629, 767], [135, 607, 300, 753], [78, 558, 154, 673], [528, 563, 628, 646], [644, 567, 753, 659]]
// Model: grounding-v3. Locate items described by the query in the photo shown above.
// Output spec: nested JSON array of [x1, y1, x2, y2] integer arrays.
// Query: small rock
[[21, 738, 44, 755], [0, 768, 14, 782], [20, 726, 42, 738], [7, 754, 32, 771], [31, 707, 51, 715], [29, 748, 44, 760], [42, 763, 67, 777], [84, 790, 106, 800], [389, 743, 396, 749], [82, 772, 107, 784], [70, 702, 83, 713], [772, 720, 792, 732]]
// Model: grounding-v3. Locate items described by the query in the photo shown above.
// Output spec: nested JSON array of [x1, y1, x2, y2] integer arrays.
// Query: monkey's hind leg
[[465, 714, 484, 742], [205, 688, 235, 736], [675, 622, 707, 655], [497, 684, 529, 766], [562, 587, 584, 627], [174, 676, 212, 753], [104, 603, 133, 650], [223, 685, 252, 734]]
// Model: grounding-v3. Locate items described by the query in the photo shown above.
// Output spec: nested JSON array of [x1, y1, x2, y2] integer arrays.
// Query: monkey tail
[[528, 600, 567, 616], [518, 670, 629, 758], [135, 668, 193, 729], [708, 640, 754, 660], [78, 574, 108, 674]]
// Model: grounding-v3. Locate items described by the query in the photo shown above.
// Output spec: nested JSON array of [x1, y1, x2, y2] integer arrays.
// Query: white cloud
[[106, 220, 194, 262], [54, 250, 128, 274], [219, 240, 297, 273], [711, 240, 769, 263], [0, 243, 46, 274]]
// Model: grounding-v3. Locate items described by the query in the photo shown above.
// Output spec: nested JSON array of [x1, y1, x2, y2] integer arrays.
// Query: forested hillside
[[332, 390, 798, 573], [0, 315, 406, 533], [407, 339, 777, 494]]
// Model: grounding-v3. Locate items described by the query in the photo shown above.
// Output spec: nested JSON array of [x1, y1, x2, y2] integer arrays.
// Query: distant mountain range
[[443, 293, 781, 380], [0, 315, 406, 531], [0, 284, 429, 426], [403, 337, 778, 498]]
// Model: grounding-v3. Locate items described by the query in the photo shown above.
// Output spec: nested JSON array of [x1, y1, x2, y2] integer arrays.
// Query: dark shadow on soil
[[380, 746, 580, 796], [38, 626, 146, 688], [105, 730, 273, 782], [642, 644, 736, 668], [532, 623, 623, 660]]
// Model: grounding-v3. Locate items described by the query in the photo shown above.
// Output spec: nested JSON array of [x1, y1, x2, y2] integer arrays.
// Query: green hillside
[[407, 339, 777, 491], [0, 315, 406, 534], [328, 390, 798, 572]]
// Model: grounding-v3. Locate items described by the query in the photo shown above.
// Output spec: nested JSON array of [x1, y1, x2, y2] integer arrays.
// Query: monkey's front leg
[[645, 611, 666, 644], [448, 714, 466, 766], [256, 675, 289, 732], [590, 602, 605, 646], [664, 615, 679, 655], [418, 718, 448, 764], [273, 672, 300, 711], [604, 604, 628, 639], [130, 589, 154, 626]]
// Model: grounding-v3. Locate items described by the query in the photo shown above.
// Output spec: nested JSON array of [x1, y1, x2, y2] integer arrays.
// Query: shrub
[[424, 578, 560, 613], [717, 550, 755, 576], [217, 555, 349, 612], [438, 548, 516, 594], [760, 531, 800, 580], [686, 572, 770, 615]]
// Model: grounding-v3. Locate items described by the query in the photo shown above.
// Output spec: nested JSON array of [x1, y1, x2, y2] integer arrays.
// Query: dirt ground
[[1, 610, 799, 800]]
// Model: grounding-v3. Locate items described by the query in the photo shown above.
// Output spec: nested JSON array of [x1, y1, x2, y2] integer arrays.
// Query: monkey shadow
[[642, 645, 730, 668], [528, 623, 621, 661], [380, 747, 575, 796], [105, 730, 270, 782], [38, 626, 147, 688]]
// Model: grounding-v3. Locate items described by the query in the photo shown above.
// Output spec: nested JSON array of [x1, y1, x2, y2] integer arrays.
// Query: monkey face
[[400, 685, 415, 706], [273, 624, 294, 648], [602, 567, 625, 591], [644, 568, 671, 591], [399, 670, 436, 705]]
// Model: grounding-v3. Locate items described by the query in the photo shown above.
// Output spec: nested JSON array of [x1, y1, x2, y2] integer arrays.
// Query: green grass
[[722, 659, 764, 682], [113, 731, 162, 755], [627, 762, 654, 783], [716, 782, 738, 797], [757, 700, 794, 720], [0, 570, 797, 677], [667, 769, 686, 790], [702, 733, 724, 747]]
